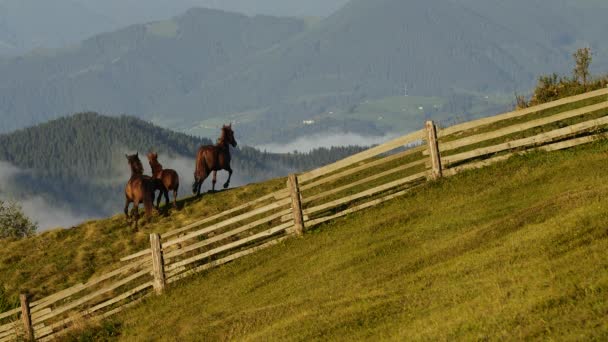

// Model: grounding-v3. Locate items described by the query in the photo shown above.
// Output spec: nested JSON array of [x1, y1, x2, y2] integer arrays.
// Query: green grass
[[0, 178, 287, 304], [63, 139, 608, 341]]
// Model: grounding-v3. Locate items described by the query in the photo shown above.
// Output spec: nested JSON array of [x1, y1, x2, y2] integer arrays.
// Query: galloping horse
[[147, 152, 180, 208], [192, 124, 237, 196], [124, 153, 155, 229]]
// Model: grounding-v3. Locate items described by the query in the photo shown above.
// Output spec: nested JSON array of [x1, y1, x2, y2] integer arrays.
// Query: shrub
[[0, 200, 37, 240]]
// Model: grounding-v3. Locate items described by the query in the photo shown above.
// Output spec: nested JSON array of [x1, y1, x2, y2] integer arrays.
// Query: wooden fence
[[1, 87, 607, 341]]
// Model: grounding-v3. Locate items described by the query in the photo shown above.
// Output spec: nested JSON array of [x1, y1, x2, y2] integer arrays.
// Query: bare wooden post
[[288, 174, 305, 236], [150, 234, 166, 295], [425, 120, 443, 180], [20, 293, 34, 342]]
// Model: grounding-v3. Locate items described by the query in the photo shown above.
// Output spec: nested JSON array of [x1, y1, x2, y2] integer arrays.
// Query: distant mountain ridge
[[0, 0, 349, 56], [0, 0, 606, 143]]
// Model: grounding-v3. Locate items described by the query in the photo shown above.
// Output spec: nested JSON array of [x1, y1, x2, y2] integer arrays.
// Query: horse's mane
[[149, 158, 163, 177], [129, 157, 144, 175], [217, 126, 231, 147]]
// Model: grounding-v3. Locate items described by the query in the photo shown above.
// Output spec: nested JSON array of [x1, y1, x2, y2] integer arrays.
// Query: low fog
[[0, 161, 98, 231], [255, 132, 397, 154]]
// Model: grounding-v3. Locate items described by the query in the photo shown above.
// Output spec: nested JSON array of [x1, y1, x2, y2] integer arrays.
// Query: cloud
[[0, 161, 98, 231], [254, 132, 399, 154], [18, 196, 98, 231]]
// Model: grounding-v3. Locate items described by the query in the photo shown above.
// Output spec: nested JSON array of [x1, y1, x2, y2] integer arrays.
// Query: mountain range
[[0, 0, 606, 144], [0, 0, 349, 56]]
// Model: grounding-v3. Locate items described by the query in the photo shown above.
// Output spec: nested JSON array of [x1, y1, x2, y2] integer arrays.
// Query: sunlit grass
[[63, 139, 608, 341]]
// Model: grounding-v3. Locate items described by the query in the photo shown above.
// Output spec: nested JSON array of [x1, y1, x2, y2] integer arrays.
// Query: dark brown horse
[[147, 152, 180, 208], [124, 153, 155, 229], [192, 124, 237, 196]]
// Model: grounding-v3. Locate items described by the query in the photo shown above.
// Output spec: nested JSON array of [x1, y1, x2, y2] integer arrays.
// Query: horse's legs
[[143, 192, 153, 223], [211, 170, 217, 192], [155, 190, 162, 209], [223, 167, 233, 189], [132, 199, 140, 229], [172, 186, 179, 208], [163, 186, 170, 207], [124, 197, 131, 221]]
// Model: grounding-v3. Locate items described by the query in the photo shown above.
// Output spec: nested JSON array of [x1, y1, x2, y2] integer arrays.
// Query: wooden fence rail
[[2, 88, 608, 341]]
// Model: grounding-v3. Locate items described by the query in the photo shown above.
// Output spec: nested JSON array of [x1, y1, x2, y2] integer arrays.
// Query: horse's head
[[125, 152, 144, 175], [147, 152, 158, 164], [221, 124, 237, 148]]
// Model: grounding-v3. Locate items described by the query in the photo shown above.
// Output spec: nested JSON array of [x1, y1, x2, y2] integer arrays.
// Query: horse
[[192, 124, 237, 196], [124, 153, 155, 229], [147, 152, 180, 208]]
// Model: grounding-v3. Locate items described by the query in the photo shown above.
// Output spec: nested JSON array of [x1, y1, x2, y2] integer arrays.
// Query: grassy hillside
[[52, 138, 608, 341]]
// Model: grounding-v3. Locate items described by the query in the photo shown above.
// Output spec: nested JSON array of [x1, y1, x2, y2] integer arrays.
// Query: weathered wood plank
[[306, 186, 420, 228], [439, 87, 608, 137], [167, 235, 292, 284], [298, 129, 426, 184], [0, 325, 16, 337], [300, 146, 427, 192], [165, 208, 292, 260], [163, 198, 291, 248], [159, 189, 290, 241], [165, 222, 293, 272], [78, 282, 153, 318], [0, 331, 17, 342], [34, 268, 150, 324], [30, 308, 51, 322], [0, 323, 18, 338], [119, 248, 151, 263], [303, 171, 429, 216], [443, 134, 602, 177], [288, 175, 305, 236], [35, 293, 152, 342], [440, 101, 608, 152], [302, 158, 426, 204], [0, 321, 17, 333], [442, 115, 608, 166], [0, 330, 17, 341], [0, 308, 20, 321], [30, 259, 150, 313]]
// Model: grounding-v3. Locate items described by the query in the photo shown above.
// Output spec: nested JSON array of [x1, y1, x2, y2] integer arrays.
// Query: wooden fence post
[[20, 293, 34, 342], [288, 174, 305, 236], [150, 234, 166, 295], [425, 120, 443, 180]]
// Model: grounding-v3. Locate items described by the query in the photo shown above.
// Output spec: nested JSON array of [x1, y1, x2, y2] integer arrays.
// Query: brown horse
[[147, 152, 180, 208], [124, 153, 155, 229], [192, 124, 237, 196]]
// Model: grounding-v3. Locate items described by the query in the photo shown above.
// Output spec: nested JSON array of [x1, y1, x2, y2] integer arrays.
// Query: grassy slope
[[66, 140, 608, 341], [0, 179, 287, 301]]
